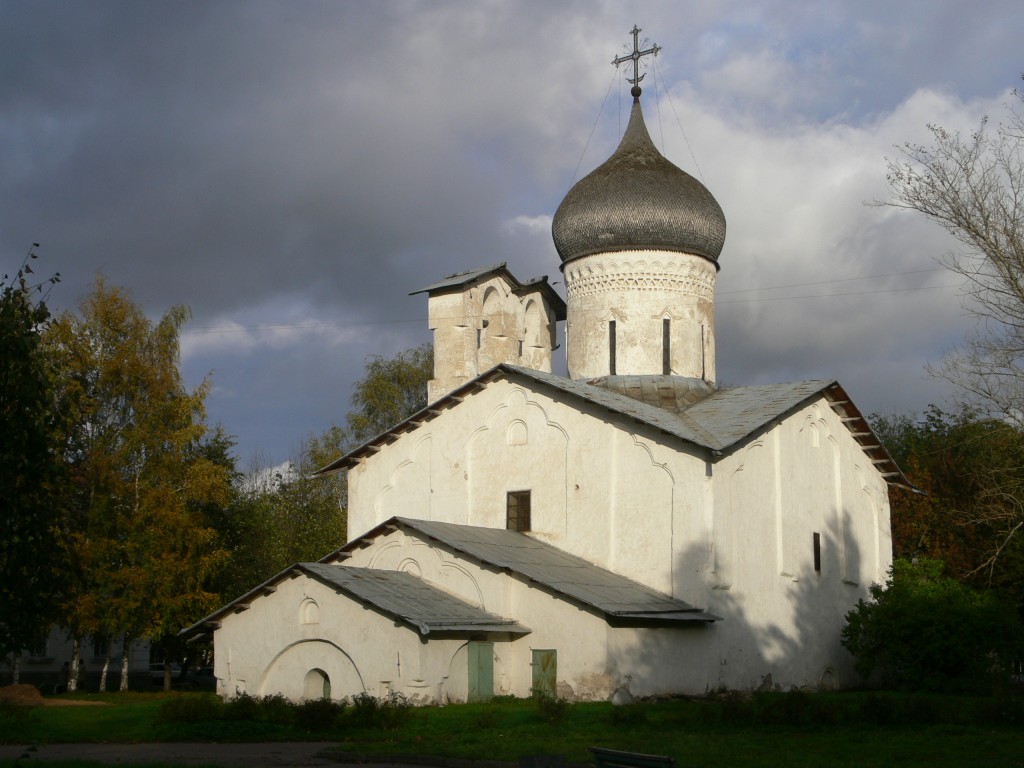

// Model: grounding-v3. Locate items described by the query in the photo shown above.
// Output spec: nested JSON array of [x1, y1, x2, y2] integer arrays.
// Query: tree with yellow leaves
[[46, 277, 231, 691]]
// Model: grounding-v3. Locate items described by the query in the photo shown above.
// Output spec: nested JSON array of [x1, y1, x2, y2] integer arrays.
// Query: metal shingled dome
[[552, 98, 726, 264]]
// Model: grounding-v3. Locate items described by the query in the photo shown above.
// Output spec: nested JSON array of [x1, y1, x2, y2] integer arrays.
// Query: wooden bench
[[589, 747, 675, 768]]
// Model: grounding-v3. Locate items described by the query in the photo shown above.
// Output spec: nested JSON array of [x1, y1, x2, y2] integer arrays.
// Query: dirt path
[[0, 742, 350, 767]]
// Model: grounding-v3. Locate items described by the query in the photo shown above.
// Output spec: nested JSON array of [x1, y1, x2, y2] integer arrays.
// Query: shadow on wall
[[606, 511, 867, 695]]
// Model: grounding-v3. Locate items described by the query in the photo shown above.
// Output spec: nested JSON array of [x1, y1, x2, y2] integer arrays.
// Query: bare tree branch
[[879, 85, 1024, 591]]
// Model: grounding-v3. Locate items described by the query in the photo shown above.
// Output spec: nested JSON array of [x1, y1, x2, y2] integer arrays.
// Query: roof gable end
[[314, 366, 911, 488]]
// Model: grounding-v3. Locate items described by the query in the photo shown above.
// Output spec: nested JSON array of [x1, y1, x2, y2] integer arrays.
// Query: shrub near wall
[[842, 559, 1024, 692], [158, 693, 347, 731]]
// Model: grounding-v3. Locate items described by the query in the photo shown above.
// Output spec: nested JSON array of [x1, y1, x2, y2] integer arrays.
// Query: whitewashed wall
[[348, 377, 709, 593], [344, 527, 711, 701], [213, 573, 476, 703], [343, 375, 893, 694], [562, 249, 717, 381], [702, 398, 893, 690], [427, 273, 560, 402]]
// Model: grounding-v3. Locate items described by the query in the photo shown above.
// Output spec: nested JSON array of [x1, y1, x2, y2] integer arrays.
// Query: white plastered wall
[[344, 526, 699, 701], [427, 275, 560, 403], [562, 250, 717, 381], [212, 572, 480, 704], [701, 397, 893, 691], [344, 379, 893, 694], [348, 377, 709, 594]]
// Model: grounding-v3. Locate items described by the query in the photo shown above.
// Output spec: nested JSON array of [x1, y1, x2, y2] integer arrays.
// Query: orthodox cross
[[612, 25, 661, 89]]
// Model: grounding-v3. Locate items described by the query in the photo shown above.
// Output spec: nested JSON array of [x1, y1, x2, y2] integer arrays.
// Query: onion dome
[[552, 95, 726, 265]]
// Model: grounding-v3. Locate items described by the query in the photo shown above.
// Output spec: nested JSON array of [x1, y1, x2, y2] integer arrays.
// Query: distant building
[[1, 629, 149, 691]]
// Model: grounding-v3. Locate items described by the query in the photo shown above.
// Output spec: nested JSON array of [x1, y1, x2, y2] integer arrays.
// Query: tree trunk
[[68, 638, 80, 692], [12, 653, 20, 685], [164, 661, 172, 692], [98, 639, 111, 692], [119, 635, 131, 692]]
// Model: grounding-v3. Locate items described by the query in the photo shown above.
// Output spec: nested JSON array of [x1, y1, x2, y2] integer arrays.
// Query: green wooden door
[[468, 642, 493, 702], [531, 649, 557, 698]]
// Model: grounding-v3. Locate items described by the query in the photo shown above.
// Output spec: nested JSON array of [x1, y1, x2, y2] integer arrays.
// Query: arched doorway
[[303, 668, 331, 700], [259, 640, 363, 701]]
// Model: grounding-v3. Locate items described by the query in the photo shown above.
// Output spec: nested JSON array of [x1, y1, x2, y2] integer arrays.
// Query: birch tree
[[346, 344, 432, 443], [46, 277, 230, 690]]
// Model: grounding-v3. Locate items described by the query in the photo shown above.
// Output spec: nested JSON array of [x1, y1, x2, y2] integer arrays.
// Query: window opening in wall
[[92, 635, 110, 659], [662, 318, 671, 375], [303, 668, 330, 700], [700, 325, 706, 380], [506, 490, 531, 532], [477, 328, 482, 349], [518, 339, 523, 358], [813, 532, 821, 573], [609, 320, 617, 375]]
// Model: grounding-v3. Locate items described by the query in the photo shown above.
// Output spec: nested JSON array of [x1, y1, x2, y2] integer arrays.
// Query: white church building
[[185, 33, 908, 703]]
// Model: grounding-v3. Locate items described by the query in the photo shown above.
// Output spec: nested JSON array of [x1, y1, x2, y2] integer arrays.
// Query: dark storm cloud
[[1, 1, 519, 321], [2, 0, 1021, 463]]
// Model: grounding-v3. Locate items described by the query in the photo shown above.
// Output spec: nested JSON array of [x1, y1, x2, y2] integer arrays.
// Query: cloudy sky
[[3, 0, 1021, 467]]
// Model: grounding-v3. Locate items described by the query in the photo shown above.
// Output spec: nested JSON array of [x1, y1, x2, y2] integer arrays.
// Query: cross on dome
[[611, 25, 660, 97]]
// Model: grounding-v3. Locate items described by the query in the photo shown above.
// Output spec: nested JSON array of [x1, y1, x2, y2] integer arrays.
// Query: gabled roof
[[324, 517, 720, 623], [316, 364, 912, 488], [409, 263, 511, 295], [409, 263, 567, 321], [180, 561, 530, 641]]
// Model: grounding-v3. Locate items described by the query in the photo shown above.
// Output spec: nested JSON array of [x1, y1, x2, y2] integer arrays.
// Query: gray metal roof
[[299, 563, 530, 635], [332, 518, 719, 623], [552, 99, 726, 265], [409, 263, 510, 296], [684, 380, 840, 450], [180, 562, 530, 640], [409, 264, 567, 321], [316, 364, 911, 489], [506, 366, 831, 453], [589, 375, 717, 412]]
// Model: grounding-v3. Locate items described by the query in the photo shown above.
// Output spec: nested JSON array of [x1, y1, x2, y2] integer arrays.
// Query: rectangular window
[[609, 320, 617, 376], [506, 491, 531, 532], [700, 325, 706, 380], [813, 532, 821, 573], [92, 635, 110, 658], [662, 318, 671, 375]]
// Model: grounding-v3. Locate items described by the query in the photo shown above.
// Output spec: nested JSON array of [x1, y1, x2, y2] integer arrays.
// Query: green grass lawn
[[1, 691, 1022, 768]]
